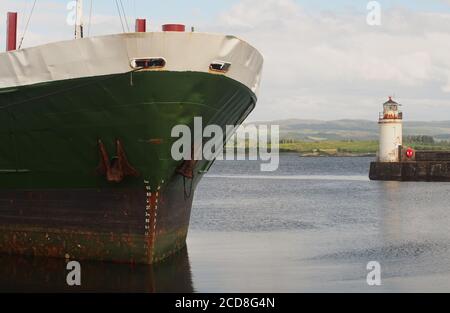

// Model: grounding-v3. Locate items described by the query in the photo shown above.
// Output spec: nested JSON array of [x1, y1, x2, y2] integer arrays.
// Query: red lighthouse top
[[385, 96, 397, 105], [380, 97, 402, 120]]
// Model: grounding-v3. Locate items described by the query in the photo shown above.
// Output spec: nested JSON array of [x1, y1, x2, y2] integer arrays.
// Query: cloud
[[1, 0, 450, 121], [213, 0, 450, 121]]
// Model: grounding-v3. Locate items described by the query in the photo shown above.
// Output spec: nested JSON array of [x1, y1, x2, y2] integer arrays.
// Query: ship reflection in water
[[0, 247, 193, 293], [2, 155, 450, 292]]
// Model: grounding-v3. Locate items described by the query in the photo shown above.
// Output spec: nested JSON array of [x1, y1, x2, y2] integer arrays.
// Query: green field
[[278, 140, 450, 156]]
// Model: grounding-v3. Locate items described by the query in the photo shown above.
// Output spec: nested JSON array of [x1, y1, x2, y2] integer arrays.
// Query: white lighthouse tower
[[378, 97, 403, 162]]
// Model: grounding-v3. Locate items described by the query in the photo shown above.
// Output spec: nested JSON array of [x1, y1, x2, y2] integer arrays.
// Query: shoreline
[[297, 153, 376, 158]]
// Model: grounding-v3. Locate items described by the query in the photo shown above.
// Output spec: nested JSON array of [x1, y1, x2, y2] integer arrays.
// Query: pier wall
[[370, 148, 450, 181], [369, 161, 450, 181]]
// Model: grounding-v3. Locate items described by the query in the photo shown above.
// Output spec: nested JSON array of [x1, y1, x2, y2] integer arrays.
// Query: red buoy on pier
[[406, 147, 415, 159]]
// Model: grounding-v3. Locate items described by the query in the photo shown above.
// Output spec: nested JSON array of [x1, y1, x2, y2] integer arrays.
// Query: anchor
[[176, 146, 199, 199], [176, 146, 198, 179], [96, 139, 139, 183]]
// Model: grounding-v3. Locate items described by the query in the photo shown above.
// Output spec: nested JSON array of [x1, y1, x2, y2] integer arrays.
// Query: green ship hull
[[0, 70, 256, 263]]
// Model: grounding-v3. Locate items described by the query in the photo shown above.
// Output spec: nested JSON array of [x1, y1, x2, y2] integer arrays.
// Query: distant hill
[[247, 119, 450, 141]]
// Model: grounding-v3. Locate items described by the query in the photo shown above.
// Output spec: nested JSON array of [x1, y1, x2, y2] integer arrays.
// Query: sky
[[1, 0, 450, 121]]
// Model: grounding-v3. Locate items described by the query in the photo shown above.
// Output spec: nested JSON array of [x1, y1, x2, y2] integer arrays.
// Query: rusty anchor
[[96, 139, 139, 183], [176, 147, 198, 199], [176, 158, 197, 179], [176, 146, 198, 179]]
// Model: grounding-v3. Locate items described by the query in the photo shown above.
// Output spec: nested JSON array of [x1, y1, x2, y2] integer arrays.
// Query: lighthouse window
[[130, 58, 166, 69], [210, 61, 231, 73]]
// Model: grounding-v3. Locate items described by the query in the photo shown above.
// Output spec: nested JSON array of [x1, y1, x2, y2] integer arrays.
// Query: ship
[[0, 2, 263, 264]]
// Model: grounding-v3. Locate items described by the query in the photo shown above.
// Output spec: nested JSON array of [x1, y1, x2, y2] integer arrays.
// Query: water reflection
[[377, 181, 450, 243], [190, 156, 450, 292], [0, 247, 194, 293]]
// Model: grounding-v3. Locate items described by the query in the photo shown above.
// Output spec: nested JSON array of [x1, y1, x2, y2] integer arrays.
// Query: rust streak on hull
[[0, 174, 196, 264]]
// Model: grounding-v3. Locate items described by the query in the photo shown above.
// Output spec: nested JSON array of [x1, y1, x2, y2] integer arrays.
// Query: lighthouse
[[371, 98, 450, 181], [378, 97, 403, 162]]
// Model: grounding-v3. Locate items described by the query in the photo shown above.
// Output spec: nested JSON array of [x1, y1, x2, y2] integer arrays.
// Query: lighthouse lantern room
[[378, 97, 403, 162]]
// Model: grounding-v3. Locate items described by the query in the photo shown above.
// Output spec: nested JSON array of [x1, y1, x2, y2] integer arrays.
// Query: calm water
[[2, 155, 450, 292]]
